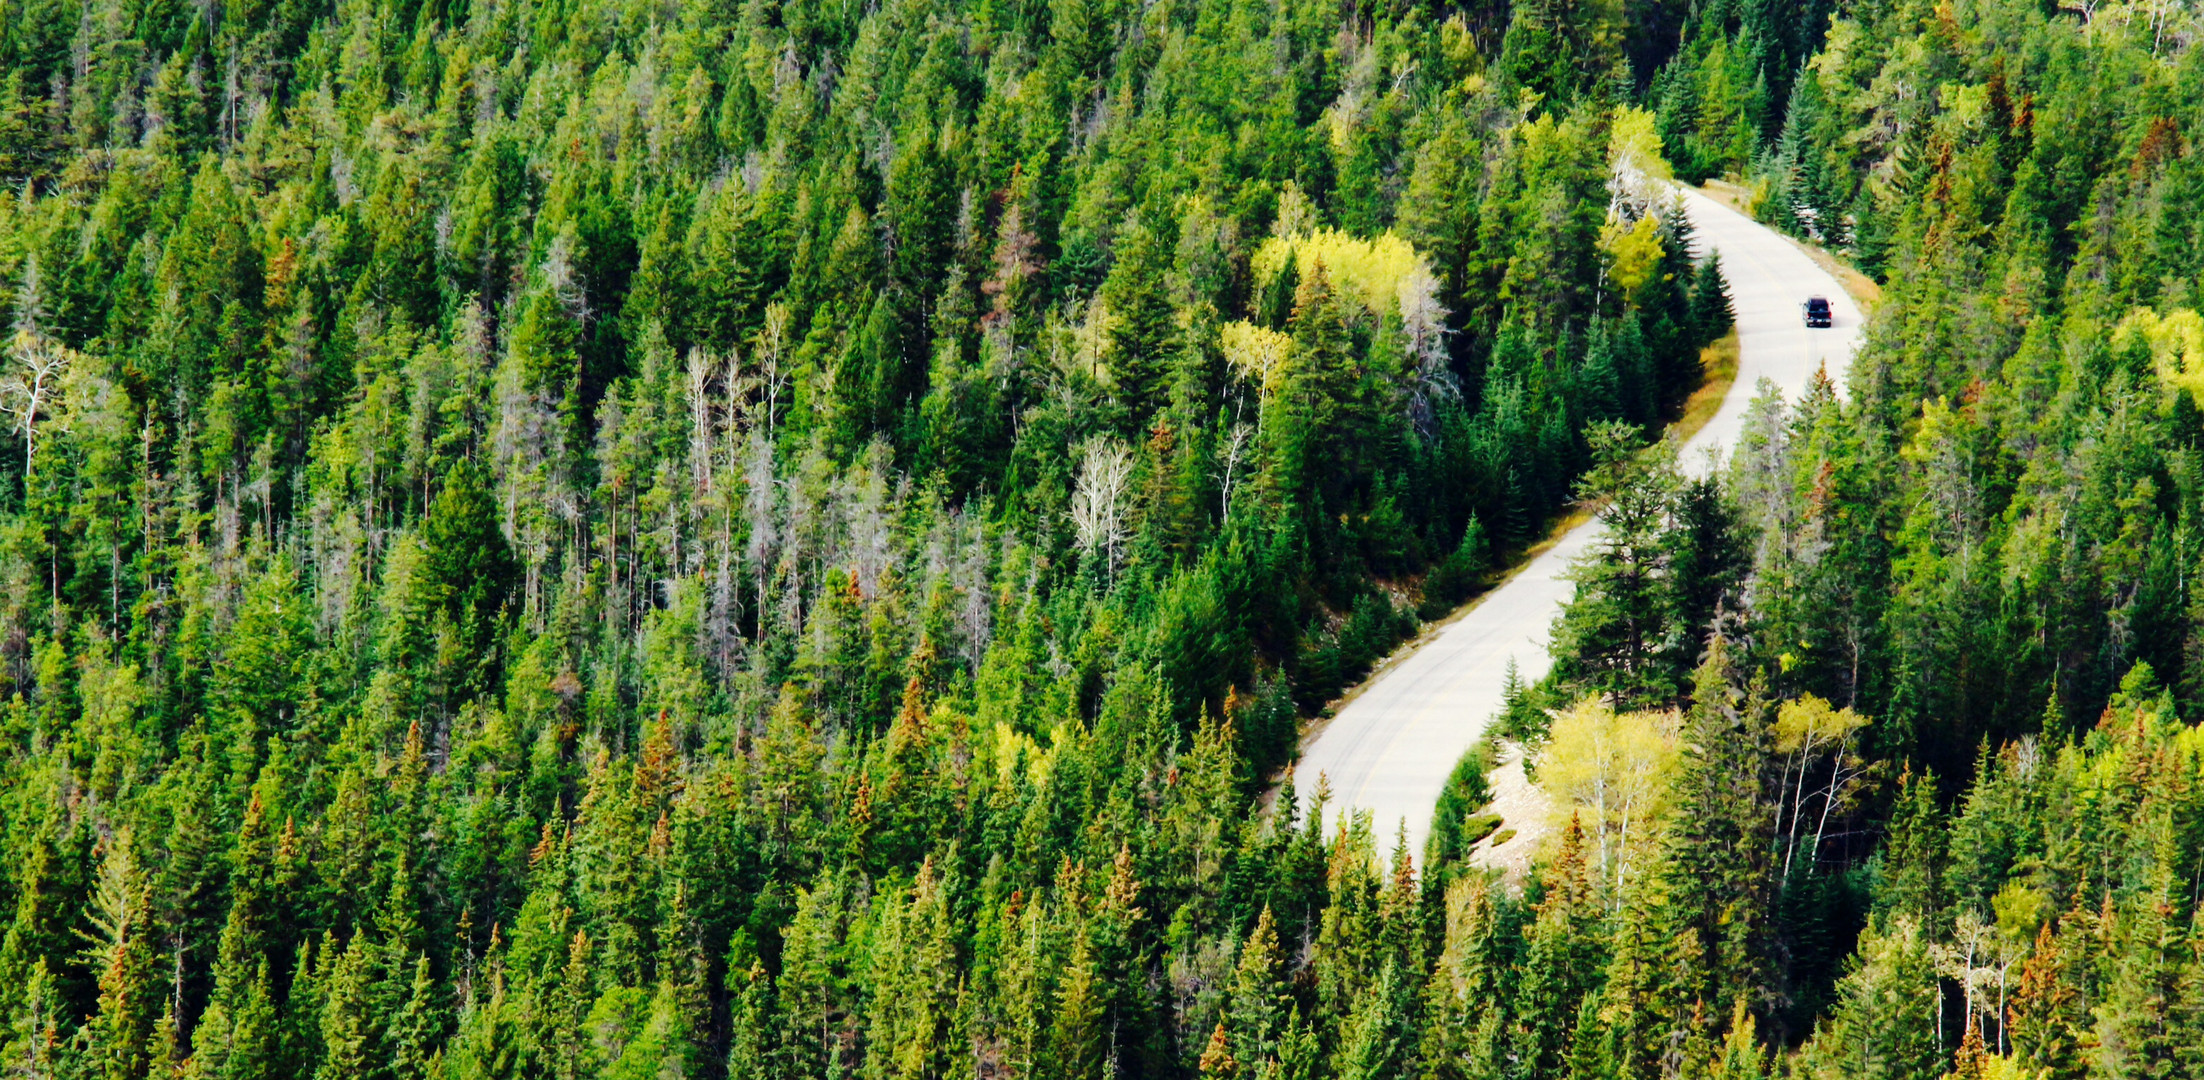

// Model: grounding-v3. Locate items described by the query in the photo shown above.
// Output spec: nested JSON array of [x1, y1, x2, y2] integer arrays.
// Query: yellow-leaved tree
[[1537, 696, 1682, 894], [1597, 105, 1675, 306], [1249, 229, 1427, 323], [2113, 307, 2204, 404], [1771, 695, 1869, 878]]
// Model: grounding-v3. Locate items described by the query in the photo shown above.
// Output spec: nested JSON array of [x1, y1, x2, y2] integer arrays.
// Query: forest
[[0, 0, 2194, 1071]]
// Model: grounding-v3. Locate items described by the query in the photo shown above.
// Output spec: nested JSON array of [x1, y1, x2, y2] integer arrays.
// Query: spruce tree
[[1509, 818, 1604, 1080], [1663, 636, 1777, 1015]]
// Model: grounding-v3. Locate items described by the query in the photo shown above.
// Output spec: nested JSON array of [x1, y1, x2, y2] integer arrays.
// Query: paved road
[[1291, 186, 1866, 859]]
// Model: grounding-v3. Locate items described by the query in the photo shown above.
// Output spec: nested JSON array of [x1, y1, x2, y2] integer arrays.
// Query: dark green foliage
[[1690, 251, 1736, 344], [1426, 741, 1498, 872], [1530, 0, 2204, 1071], [0, 0, 1734, 1072], [1545, 422, 1750, 708], [1419, 515, 1491, 619], [0, 0, 2191, 1070]]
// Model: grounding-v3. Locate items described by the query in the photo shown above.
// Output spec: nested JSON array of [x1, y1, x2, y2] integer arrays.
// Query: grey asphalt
[[1290, 186, 1866, 859]]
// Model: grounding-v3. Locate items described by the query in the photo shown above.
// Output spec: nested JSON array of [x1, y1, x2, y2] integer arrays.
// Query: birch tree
[[1538, 695, 1682, 895], [1071, 437, 1133, 580], [0, 329, 70, 469]]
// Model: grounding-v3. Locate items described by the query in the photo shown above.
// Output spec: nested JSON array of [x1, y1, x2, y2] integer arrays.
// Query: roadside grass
[[1674, 329, 1741, 447]]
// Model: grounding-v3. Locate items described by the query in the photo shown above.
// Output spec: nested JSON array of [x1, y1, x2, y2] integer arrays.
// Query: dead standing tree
[[1, 323, 76, 625]]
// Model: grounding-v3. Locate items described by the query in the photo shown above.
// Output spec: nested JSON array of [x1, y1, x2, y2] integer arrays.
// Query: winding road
[[1291, 186, 1866, 859]]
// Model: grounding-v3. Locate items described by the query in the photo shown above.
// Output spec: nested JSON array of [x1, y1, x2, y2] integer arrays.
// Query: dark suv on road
[[1802, 296, 1833, 327]]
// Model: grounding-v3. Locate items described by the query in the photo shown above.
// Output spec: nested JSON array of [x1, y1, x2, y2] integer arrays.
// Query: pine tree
[[1707, 998, 1770, 1080], [1199, 1021, 1237, 1078], [1047, 931, 1109, 1080], [1226, 905, 1289, 1068], [388, 955, 444, 1080], [1587, 859, 1697, 1080], [1103, 214, 1180, 427], [1510, 817, 1604, 1080], [1548, 421, 1687, 706], [314, 938, 375, 1080], [726, 961, 774, 1080], [2095, 875, 2185, 1080], [866, 857, 962, 1080], [1419, 877, 1513, 1080], [551, 929, 596, 1080], [1876, 767, 1945, 924], [1796, 916, 1942, 1080], [1275, 260, 1373, 512], [83, 838, 161, 1080], [1334, 959, 1412, 1080], [1688, 254, 1734, 347], [404, 457, 521, 707], [1662, 636, 1776, 1015], [1499, 0, 1582, 107], [2008, 917, 2086, 1080], [1, 959, 64, 1080]]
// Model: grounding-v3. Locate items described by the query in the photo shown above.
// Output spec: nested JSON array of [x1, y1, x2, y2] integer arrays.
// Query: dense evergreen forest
[[1518, 0, 2204, 1078], [0, 0, 2196, 1070]]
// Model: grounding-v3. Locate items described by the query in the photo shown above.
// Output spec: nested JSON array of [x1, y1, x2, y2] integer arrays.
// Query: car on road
[[1802, 295, 1833, 327]]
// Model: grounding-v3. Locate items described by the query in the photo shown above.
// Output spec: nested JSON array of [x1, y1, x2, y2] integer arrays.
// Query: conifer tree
[[1226, 906, 1289, 1068], [83, 838, 161, 1080], [0, 0, 2186, 1075], [1876, 768, 1945, 925], [1510, 817, 1604, 1080], [1796, 917, 1942, 1080], [1104, 215, 1180, 428], [1548, 422, 1688, 705], [1662, 636, 1777, 1014], [2008, 916, 2086, 1080]]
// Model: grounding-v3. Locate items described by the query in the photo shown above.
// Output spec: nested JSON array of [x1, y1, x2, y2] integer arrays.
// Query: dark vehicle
[[1803, 296, 1833, 327]]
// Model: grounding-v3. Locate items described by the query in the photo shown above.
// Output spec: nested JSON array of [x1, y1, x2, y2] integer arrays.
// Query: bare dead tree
[[0, 330, 70, 468], [1071, 437, 1133, 579], [1216, 421, 1254, 522]]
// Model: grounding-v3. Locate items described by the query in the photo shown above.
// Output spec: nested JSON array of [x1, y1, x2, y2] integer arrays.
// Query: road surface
[[1291, 186, 1865, 859]]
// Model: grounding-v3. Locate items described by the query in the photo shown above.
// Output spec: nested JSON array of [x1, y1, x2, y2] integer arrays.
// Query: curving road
[[1291, 186, 1865, 859]]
